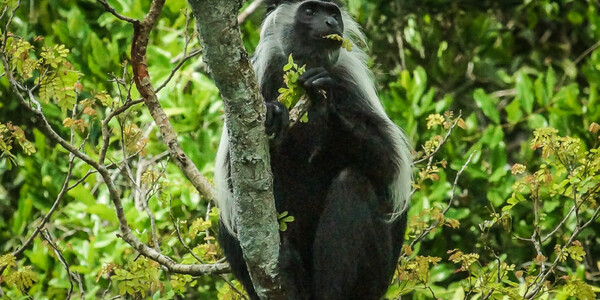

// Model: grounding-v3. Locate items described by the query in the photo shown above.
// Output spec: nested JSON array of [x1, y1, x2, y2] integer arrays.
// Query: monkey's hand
[[298, 67, 334, 99], [265, 101, 290, 141]]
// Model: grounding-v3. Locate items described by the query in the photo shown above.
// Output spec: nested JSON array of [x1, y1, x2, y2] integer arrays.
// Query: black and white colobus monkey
[[215, 0, 412, 299]]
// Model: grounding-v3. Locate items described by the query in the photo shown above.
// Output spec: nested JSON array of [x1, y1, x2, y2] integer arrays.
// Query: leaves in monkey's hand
[[300, 112, 309, 123], [277, 211, 295, 232], [278, 54, 307, 111], [322, 34, 352, 52]]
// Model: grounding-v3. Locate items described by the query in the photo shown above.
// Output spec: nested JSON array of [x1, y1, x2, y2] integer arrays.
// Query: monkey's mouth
[[320, 33, 344, 47]]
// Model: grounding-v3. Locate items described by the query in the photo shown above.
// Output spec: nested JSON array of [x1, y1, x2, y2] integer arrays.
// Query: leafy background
[[1, 0, 599, 298]]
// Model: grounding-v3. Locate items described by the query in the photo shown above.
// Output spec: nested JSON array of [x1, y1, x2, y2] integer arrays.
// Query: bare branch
[[97, 0, 139, 24], [130, 0, 215, 202], [2, 0, 21, 52], [237, 0, 265, 24], [524, 203, 600, 298], [0, 148, 76, 275], [41, 231, 76, 299], [155, 49, 202, 93]]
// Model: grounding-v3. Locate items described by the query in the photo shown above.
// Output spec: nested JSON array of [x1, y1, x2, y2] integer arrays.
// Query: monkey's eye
[[305, 8, 316, 16]]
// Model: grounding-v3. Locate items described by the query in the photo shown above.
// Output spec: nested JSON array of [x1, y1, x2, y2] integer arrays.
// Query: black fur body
[[215, 1, 412, 299]]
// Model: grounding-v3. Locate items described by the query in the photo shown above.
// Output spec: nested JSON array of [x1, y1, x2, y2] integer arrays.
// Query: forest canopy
[[0, 0, 599, 299]]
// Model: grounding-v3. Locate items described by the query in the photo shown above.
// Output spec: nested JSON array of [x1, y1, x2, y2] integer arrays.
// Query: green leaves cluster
[[277, 211, 295, 232], [0, 122, 36, 167], [6, 38, 80, 112], [322, 34, 353, 52], [111, 257, 163, 297], [277, 54, 306, 110]]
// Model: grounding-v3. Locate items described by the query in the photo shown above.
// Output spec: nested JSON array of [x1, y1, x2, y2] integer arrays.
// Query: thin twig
[[524, 204, 600, 298], [414, 114, 462, 165], [395, 31, 406, 71], [170, 213, 205, 264], [409, 151, 476, 249], [41, 231, 75, 300], [221, 274, 250, 300], [155, 49, 201, 93], [558, 39, 600, 86], [100, 99, 144, 164], [141, 157, 171, 253], [0, 4, 9, 21], [97, 0, 139, 24], [2, 0, 21, 52]]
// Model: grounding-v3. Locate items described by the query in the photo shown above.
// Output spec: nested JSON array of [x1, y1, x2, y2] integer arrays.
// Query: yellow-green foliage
[[277, 211, 295, 232], [111, 257, 163, 298], [217, 279, 248, 300], [322, 34, 353, 52], [0, 122, 36, 167], [5, 266, 38, 292], [277, 54, 306, 110]]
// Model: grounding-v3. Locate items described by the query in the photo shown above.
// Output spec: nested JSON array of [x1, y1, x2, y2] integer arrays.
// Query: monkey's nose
[[325, 17, 339, 27]]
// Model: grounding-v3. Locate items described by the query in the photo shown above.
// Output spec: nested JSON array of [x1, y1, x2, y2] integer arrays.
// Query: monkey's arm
[[298, 67, 399, 185]]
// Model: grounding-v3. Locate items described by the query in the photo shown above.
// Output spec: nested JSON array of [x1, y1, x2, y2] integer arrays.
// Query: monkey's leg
[[312, 168, 397, 300]]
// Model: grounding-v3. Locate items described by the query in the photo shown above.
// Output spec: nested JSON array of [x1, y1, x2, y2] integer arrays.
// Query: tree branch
[[128, 0, 216, 203], [237, 0, 265, 24], [97, 0, 139, 24]]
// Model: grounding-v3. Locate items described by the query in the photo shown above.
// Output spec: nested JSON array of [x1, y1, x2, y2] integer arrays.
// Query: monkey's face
[[294, 0, 344, 49]]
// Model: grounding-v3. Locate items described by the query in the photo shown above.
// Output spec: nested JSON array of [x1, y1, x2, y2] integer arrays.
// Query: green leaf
[[473, 89, 500, 124], [527, 114, 548, 129], [534, 75, 547, 106], [545, 67, 556, 99], [86, 204, 118, 224], [403, 17, 424, 58], [411, 67, 427, 105], [283, 54, 295, 71], [505, 99, 522, 124], [516, 71, 534, 114], [300, 113, 308, 123]]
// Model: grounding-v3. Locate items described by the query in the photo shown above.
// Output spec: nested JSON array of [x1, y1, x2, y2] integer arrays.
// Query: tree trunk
[[187, 0, 286, 298]]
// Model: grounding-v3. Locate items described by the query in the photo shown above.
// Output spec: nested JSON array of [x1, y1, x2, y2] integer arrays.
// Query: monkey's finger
[[302, 71, 330, 87], [298, 67, 327, 84], [311, 77, 334, 89]]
